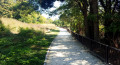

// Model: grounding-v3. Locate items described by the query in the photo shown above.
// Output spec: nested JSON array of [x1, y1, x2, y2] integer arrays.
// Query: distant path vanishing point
[[44, 27, 105, 65]]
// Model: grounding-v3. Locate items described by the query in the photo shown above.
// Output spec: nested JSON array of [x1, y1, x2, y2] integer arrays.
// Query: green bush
[[19, 11, 41, 23], [0, 20, 6, 31], [12, 2, 34, 20], [18, 28, 43, 38], [0, 1, 13, 18], [0, 1, 52, 23]]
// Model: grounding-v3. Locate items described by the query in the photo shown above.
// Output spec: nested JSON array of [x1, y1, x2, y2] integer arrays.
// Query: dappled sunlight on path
[[44, 28, 104, 65]]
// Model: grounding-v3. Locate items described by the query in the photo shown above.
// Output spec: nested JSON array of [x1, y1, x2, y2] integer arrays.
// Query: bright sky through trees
[[41, 1, 64, 20]]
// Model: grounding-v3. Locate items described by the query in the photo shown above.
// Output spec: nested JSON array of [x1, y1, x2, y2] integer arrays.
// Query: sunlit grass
[[0, 17, 56, 34], [0, 18, 59, 65]]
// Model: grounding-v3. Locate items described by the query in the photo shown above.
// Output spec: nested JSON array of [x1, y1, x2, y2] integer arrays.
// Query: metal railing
[[67, 29, 120, 65]]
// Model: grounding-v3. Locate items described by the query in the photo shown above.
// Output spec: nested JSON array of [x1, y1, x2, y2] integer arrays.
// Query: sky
[[41, 1, 64, 21]]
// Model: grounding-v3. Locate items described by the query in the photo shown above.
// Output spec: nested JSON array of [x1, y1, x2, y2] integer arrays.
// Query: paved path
[[44, 28, 105, 65]]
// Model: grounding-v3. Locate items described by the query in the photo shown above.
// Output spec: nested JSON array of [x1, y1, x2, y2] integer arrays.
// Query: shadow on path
[[45, 28, 104, 65]]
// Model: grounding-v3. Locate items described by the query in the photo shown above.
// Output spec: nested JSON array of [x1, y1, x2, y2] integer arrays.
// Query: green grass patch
[[0, 27, 59, 65]]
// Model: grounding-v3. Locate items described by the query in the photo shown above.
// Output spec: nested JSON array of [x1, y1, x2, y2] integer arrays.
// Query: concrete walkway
[[44, 28, 105, 65]]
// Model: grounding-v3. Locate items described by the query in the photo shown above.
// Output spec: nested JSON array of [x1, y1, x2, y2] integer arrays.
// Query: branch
[[75, 0, 84, 12], [83, 0, 88, 13], [112, 0, 119, 14], [99, 0, 106, 9], [83, 0, 88, 7]]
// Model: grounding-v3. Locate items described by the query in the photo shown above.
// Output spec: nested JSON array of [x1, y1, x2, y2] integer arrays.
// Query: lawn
[[0, 18, 59, 65]]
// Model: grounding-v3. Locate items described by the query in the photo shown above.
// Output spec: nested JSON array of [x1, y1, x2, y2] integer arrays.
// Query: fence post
[[106, 46, 109, 63], [90, 40, 93, 51], [81, 36, 83, 43]]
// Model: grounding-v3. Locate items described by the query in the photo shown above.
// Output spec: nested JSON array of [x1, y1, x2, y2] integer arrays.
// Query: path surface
[[44, 28, 105, 65]]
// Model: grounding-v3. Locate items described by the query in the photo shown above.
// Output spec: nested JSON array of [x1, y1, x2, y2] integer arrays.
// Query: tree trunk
[[84, 14, 89, 37], [75, 0, 89, 37], [89, 0, 95, 40], [104, 0, 112, 45], [93, 0, 99, 41], [83, 8, 89, 37], [89, 0, 99, 41], [82, 0, 89, 38]]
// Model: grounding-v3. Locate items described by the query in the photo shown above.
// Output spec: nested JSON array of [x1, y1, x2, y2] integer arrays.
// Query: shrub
[[18, 28, 43, 38]]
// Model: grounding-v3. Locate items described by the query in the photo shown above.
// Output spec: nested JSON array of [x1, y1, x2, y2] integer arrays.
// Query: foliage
[[12, 2, 53, 23], [37, 0, 64, 9], [0, 1, 52, 23], [12, 2, 34, 20], [19, 11, 41, 23], [53, 1, 84, 33], [54, 0, 120, 47], [0, 27, 59, 65], [108, 14, 120, 34], [53, 20, 64, 27], [0, 0, 13, 17]]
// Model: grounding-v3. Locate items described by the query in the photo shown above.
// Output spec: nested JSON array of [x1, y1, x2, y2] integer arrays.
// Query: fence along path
[[44, 27, 104, 65]]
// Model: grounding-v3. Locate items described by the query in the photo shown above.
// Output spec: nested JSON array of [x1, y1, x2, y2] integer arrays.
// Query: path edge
[[44, 28, 60, 65]]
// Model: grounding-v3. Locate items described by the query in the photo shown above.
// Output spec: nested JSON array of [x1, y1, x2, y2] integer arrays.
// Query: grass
[[0, 17, 56, 34], [0, 18, 59, 65]]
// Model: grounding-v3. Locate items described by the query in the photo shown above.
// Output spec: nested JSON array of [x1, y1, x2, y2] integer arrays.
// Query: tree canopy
[[53, 0, 120, 48], [37, 0, 64, 9]]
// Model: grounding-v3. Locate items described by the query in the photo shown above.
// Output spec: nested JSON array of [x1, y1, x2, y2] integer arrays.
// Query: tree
[[99, 0, 120, 47], [75, 0, 90, 37], [75, 0, 99, 41], [89, 0, 99, 41]]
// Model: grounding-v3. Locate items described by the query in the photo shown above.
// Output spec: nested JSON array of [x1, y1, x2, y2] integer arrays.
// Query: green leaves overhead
[[53, 0, 84, 33], [0, 1, 53, 23]]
